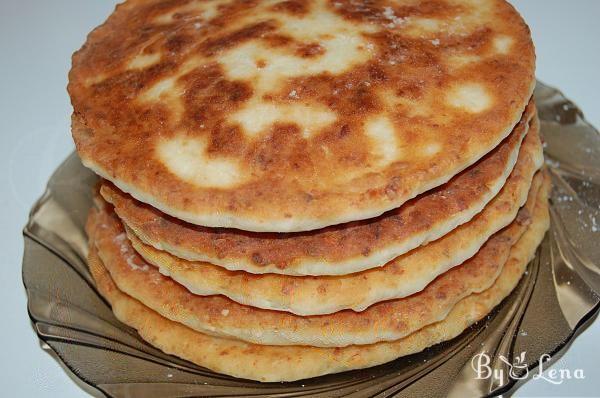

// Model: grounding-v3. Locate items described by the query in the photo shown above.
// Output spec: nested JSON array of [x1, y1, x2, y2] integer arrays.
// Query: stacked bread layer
[[69, 0, 545, 382]]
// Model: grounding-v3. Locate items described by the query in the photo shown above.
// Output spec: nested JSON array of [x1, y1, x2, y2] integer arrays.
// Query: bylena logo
[[471, 352, 585, 385]]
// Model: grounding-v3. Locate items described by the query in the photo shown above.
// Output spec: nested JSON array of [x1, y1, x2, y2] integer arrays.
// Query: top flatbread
[[69, 0, 535, 232]]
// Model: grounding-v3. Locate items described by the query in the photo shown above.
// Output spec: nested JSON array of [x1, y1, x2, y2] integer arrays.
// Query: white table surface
[[1, 1, 598, 397]]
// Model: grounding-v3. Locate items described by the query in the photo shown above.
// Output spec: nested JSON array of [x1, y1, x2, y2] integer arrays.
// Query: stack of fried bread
[[68, 0, 548, 382]]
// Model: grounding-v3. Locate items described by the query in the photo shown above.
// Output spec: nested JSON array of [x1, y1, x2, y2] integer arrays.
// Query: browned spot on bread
[[201, 21, 278, 56], [271, 0, 309, 15], [165, 33, 193, 54], [296, 42, 326, 57], [180, 63, 253, 129], [516, 207, 532, 226]]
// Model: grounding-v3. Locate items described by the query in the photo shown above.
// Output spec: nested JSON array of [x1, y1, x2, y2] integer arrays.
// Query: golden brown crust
[[101, 104, 536, 275], [86, 175, 548, 347], [70, 0, 536, 232]]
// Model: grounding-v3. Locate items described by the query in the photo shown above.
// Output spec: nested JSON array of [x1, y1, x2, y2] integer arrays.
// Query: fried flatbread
[[88, 182, 550, 381], [106, 124, 542, 316], [87, 173, 550, 347], [71, 0, 535, 232], [101, 104, 535, 276]]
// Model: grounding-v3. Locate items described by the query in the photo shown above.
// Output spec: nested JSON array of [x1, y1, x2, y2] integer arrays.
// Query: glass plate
[[22, 82, 600, 398]]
